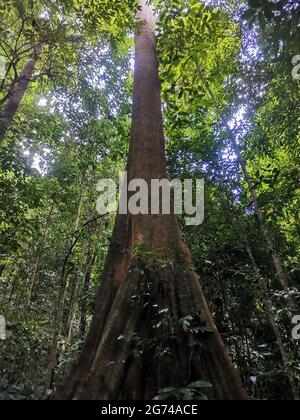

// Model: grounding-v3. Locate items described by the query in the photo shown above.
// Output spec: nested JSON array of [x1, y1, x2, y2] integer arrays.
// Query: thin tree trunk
[[45, 193, 83, 390], [221, 191, 299, 400], [65, 234, 89, 345], [229, 318, 247, 384], [65, 273, 81, 347], [239, 227, 299, 400], [0, 264, 15, 308], [57, 1, 248, 401], [193, 56, 289, 293], [6, 265, 19, 306], [80, 252, 97, 337], [65, 215, 99, 347], [65, 246, 97, 346], [0, 39, 44, 144], [25, 203, 54, 310], [234, 147, 289, 292], [25, 255, 41, 309]]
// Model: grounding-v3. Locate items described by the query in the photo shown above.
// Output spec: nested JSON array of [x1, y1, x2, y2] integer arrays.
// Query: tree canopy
[[0, 0, 299, 400]]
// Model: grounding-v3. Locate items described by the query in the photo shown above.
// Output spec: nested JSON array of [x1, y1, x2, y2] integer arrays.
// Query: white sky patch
[[38, 98, 48, 107], [23, 147, 51, 175], [32, 155, 42, 172], [40, 10, 50, 20], [228, 106, 246, 130], [222, 147, 237, 162]]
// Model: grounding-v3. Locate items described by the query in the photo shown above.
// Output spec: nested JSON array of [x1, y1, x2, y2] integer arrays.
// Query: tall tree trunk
[[65, 272, 81, 347], [0, 40, 44, 144], [234, 146, 289, 292], [57, 0, 248, 400], [193, 56, 289, 293]]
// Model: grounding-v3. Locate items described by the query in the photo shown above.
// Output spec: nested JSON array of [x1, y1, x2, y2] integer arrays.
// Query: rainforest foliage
[[0, 0, 299, 400]]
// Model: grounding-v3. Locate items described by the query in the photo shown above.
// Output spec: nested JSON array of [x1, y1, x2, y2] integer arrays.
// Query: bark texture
[[0, 40, 44, 144], [57, 0, 248, 401]]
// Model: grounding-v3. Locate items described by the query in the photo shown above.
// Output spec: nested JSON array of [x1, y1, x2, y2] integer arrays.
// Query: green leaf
[[157, 387, 177, 393], [187, 381, 213, 389]]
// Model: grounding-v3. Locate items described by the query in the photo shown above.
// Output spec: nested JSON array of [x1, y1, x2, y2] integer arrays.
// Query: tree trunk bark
[[0, 39, 44, 144], [65, 272, 81, 347], [56, 0, 248, 401]]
